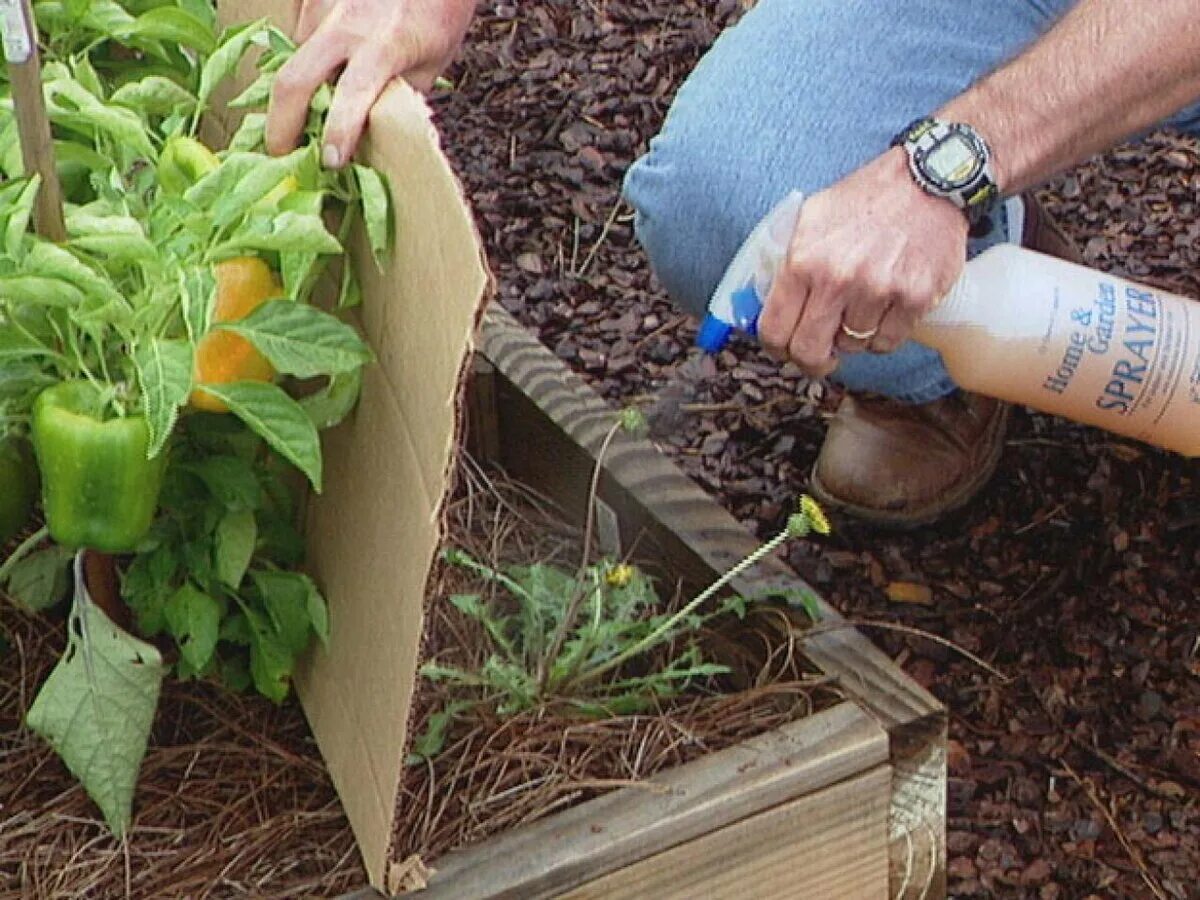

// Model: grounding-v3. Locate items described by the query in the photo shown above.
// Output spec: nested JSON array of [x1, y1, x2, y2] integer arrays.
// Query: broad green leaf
[[191, 455, 261, 511], [23, 242, 122, 311], [228, 71, 274, 110], [198, 20, 267, 106], [211, 148, 305, 228], [405, 701, 473, 765], [199, 381, 322, 491], [81, 0, 138, 39], [116, 544, 178, 637], [222, 300, 371, 378], [110, 76, 198, 118], [0, 275, 85, 307], [5, 177, 41, 258], [180, 265, 215, 344], [71, 55, 105, 98], [2, 544, 73, 612], [214, 211, 342, 256], [300, 368, 363, 430], [215, 509, 256, 588], [337, 261, 361, 309], [353, 164, 391, 268], [117, 7, 216, 53], [0, 329, 51, 362], [242, 604, 293, 703], [26, 571, 166, 838], [253, 570, 314, 655], [228, 113, 266, 152], [182, 152, 262, 209], [43, 79, 154, 159], [70, 233, 158, 262], [164, 583, 220, 673], [133, 338, 192, 458], [306, 582, 329, 650]]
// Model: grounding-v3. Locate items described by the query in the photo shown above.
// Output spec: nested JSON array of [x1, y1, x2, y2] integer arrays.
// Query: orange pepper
[[190, 257, 281, 413]]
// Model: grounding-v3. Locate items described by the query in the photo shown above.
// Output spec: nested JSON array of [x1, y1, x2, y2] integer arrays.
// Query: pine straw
[[0, 594, 363, 900], [392, 457, 840, 865], [0, 459, 836, 898]]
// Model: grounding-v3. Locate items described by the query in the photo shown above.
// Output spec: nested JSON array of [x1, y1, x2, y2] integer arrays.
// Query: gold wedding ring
[[840, 323, 879, 341]]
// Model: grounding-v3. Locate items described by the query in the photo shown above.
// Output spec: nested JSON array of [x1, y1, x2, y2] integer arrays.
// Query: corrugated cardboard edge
[[296, 82, 492, 892]]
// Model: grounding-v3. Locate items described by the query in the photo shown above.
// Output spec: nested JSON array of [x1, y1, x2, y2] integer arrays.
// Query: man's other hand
[[266, 0, 475, 167]]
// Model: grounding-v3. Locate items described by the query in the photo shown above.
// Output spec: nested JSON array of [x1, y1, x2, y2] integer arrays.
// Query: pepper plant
[[0, 9, 392, 836]]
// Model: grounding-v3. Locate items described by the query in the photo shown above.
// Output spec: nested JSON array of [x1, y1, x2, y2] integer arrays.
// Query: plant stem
[[571, 527, 791, 689], [536, 419, 622, 694], [0, 525, 49, 586]]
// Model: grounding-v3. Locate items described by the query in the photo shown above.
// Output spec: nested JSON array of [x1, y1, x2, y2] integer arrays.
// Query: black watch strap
[[891, 117, 1000, 230]]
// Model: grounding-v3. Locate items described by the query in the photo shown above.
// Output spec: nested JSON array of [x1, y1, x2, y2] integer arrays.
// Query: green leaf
[[228, 112, 266, 152], [133, 338, 193, 458], [181, 152, 261, 209], [26, 572, 166, 838], [0, 328, 51, 363], [5, 176, 41, 258], [253, 570, 316, 655], [0, 275, 85, 307], [211, 148, 305, 228], [306, 582, 329, 650], [163, 583, 220, 673], [405, 700, 473, 765], [300, 368, 363, 430], [23, 242, 123, 309], [352, 164, 391, 269], [3, 545, 74, 612], [110, 76, 199, 118], [215, 509, 256, 588], [199, 382, 322, 491], [198, 20, 268, 107], [191, 455, 261, 511], [117, 7, 216, 53], [214, 211, 342, 256], [43, 79, 155, 159], [242, 604, 293, 703], [223, 300, 371, 379], [228, 70, 274, 110], [180, 265, 215, 344]]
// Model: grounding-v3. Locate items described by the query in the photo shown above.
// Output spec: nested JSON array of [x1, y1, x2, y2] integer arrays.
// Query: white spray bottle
[[701, 191, 1200, 457]]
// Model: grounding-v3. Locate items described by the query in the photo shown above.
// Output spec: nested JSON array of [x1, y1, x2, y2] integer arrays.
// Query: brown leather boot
[[809, 194, 1079, 527]]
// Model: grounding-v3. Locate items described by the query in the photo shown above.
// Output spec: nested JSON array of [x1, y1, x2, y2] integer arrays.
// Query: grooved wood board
[[561, 764, 892, 900]]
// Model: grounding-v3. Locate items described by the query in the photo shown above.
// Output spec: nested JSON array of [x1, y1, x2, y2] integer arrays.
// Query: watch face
[[926, 133, 980, 186]]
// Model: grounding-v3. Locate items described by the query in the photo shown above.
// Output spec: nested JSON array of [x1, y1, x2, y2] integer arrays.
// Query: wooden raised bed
[[339, 302, 947, 899]]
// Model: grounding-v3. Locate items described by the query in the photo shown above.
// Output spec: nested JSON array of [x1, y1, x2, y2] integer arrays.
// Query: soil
[[433, 2, 1200, 899]]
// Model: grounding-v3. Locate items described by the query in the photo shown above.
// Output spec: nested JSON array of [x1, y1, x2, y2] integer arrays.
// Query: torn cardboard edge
[[214, 1, 493, 890]]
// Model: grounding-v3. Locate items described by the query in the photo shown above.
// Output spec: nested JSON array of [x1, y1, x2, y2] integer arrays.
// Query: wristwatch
[[891, 117, 1000, 231]]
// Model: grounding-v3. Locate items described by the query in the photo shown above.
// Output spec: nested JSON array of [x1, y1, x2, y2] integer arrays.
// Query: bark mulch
[[435, 3, 1200, 898]]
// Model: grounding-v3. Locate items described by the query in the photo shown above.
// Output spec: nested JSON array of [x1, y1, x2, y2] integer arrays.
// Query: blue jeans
[[623, 0, 1200, 403]]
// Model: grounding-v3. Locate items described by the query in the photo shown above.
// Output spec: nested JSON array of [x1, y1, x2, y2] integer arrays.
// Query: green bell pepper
[[0, 434, 38, 548], [158, 135, 219, 195], [31, 381, 166, 553]]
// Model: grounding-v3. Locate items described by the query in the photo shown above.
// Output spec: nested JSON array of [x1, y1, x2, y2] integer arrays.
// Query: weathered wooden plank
[[561, 764, 892, 900], [415, 702, 887, 900], [475, 301, 947, 897]]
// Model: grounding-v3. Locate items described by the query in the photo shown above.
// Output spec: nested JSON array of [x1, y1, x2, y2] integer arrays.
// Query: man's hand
[[266, 0, 475, 167], [757, 147, 968, 377]]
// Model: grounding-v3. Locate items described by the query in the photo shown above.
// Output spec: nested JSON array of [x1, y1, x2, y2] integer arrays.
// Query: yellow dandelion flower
[[605, 563, 636, 587], [800, 495, 831, 535]]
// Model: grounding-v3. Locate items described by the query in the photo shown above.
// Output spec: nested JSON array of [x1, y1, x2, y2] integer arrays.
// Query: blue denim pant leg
[[622, 0, 1081, 403]]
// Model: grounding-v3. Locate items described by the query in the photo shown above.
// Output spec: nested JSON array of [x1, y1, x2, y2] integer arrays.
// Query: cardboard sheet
[[214, 1, 490, 887]]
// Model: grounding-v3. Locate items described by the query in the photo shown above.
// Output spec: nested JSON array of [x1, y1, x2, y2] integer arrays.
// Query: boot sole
[[808, 404, 1011, 531]]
